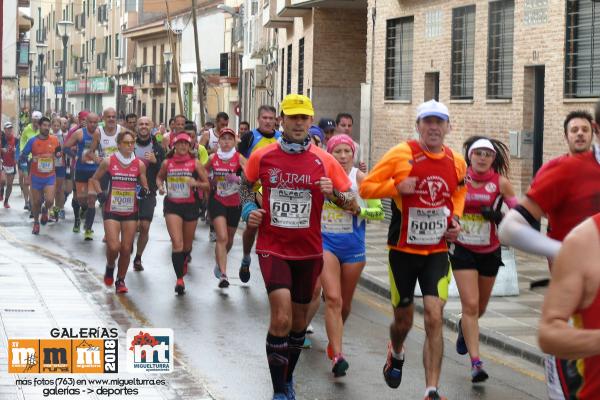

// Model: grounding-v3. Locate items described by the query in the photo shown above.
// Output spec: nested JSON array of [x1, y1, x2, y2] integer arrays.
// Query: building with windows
[[28, 0, 138, 117], [2, 0, 33, 128], [365, 0, 600, 193], [264, 0, 368, 142]]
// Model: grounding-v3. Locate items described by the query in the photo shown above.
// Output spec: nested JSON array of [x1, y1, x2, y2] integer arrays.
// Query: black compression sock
[[286, 330, 306, 382], [171, 252, 185, 279], [266, 333, 289, 394], [84, 207, 96, 230]]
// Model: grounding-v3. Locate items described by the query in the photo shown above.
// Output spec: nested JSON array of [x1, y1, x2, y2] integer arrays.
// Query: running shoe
[[4, 201, 10, 209], [424, 389, 448, 400], [218, 275, 230, 288], [239, 256, 251, 283], [40, 208, 48, 225], [175, 278, 185, 295], [382, 343, 404, 389], [306, 324, 314, 334], [32, 222, 40, 235], [115, 279, 128, 294], [326, 343, 334, 360], [302, 337, 312, 349], [24, 202, 29, 210], [209, 230, 217, 242], [133, 258, 144, 271], [51, 207, 60, 221], [456, 319, 468, 355], [58, 209, 65, 219], [284, 378, 296, 400], [332, 354, 349, 377], [72, 219, 81, 233], [213, 264, 221, 279], [104, 266, 115, 286], [84, 229, 94, 241], [471, 361, 489, 383]]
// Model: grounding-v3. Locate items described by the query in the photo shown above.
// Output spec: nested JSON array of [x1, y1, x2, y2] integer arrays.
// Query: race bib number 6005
[[407, 207, 448, 245], [270, 188, 312, 229]]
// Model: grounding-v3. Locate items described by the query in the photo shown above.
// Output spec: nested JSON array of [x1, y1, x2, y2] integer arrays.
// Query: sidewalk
[[0, 226, 213, 400], [361, 221, 549, 365]]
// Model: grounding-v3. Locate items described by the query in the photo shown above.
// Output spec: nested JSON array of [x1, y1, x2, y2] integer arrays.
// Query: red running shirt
[[105, 155, 141, 216], [165, 154, 197, 204], [569, 213, 600, 399], [2, 135, 17, 167], [244, 142, 351, 260], [527, 151, 600, 241], [210, 152, 242, 207]]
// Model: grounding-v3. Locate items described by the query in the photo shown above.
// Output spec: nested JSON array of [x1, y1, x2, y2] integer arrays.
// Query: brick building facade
[[365, 0, 600, 194]]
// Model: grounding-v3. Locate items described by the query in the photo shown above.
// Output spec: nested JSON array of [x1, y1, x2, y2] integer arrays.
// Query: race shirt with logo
[[99, 125, 120, 158], [21, 135, 60, 178], [244, 142, 351, 260], [105, 154, 141, 215], [1, 135, 17, 173], [359, 140, 467, 255], [165, 154, 197, 204], [210, 152, 242, 207], [527, 151, 600, 241], [457, 172, 501, 253], [76, 128, 98, 172]]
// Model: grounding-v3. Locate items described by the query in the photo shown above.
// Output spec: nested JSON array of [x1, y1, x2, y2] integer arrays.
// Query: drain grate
[[3, 309, 36, 313]]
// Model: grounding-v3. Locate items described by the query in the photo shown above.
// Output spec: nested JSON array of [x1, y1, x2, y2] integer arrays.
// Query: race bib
[[109, 189, 135, 213], [37, 157, 54, 173], [167, 176, 190, 199], [270, 188, 312, 229], [321, 202, 353, 233], [407, 207, 448, 245], [458, 213, 491, 246], [3, 165, 15, 174], [216, 176, 238, 198]]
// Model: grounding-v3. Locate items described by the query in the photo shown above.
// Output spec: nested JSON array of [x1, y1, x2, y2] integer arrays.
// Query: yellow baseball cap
[[280, 94, 314, 116]]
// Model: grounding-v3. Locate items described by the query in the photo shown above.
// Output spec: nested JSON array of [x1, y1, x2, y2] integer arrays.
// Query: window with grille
[[287, 44, 292, 95], [298, 38, 304, 94], [451, 5, 476, 99], [385, 17, 413, 100], [565, 0, 600, 98], [487, 0, 514, 99]]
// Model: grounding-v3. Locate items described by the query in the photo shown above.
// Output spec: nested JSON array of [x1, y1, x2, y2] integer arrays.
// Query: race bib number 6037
[[270, 188, 311, 229]]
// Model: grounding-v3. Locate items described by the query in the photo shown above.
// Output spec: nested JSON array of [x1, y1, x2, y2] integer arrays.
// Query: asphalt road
[[1, 193, 548, 400]]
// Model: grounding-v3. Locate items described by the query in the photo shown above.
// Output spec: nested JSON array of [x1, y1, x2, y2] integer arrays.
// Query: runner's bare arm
[[89, 159, 109, 195], [62, 129, 81, 149], [156, 160, 168, 195], [539, 219, 600, 359], [138, 162, 149, 191], [193, 160, 211, 191]]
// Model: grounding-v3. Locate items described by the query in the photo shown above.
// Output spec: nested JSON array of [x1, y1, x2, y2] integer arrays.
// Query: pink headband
[[326, 134, 355, 155]]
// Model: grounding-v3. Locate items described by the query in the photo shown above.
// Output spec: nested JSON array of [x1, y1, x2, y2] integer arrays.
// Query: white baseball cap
[[32, 111, 43, 120], [3, 122, 13, 129], [468, 138, 496, 157], [416, 100, 450, 121]]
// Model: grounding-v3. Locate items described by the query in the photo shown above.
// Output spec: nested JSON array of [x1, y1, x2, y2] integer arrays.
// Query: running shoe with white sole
[[471, 361, 489, 383], [382, 343, 404, 389], [218, 275, 229, 288]]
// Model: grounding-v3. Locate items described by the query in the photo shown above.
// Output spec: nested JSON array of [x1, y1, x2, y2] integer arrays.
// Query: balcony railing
[[148, 65, 156, 84]]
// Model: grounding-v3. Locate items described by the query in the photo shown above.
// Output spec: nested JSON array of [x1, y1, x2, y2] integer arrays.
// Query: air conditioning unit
[[254, 64, 266, 88]]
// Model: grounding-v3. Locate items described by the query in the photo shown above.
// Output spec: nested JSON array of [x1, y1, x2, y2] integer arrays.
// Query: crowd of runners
[[2, 94, 600, 400]]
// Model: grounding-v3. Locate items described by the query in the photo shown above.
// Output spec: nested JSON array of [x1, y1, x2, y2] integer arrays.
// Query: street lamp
[[36, 43, 48, 114], [115, 56, 123, 118], [57, 20, 73, 117], [83, 60, 91, 110], [163, 50, 172, 123], [28, 50, 36, 117]]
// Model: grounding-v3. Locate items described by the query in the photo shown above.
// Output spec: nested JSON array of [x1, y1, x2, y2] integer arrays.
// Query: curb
[[358, 273, 545, 366]]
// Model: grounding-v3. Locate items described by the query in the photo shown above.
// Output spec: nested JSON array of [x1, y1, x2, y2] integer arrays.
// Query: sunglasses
[[121, 140, 135, 145], [472, 149, 495, 158]]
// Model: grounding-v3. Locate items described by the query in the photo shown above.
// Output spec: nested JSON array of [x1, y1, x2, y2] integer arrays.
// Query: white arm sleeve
[[498, 209, 561, 259]]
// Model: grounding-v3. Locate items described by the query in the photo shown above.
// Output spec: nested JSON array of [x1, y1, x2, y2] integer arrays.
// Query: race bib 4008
[[270, 188, 312, 229]]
